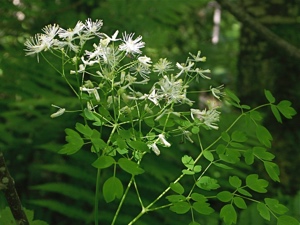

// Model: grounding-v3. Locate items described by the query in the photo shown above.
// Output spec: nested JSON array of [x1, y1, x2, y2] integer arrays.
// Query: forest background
[[0, 0, 299, 224]]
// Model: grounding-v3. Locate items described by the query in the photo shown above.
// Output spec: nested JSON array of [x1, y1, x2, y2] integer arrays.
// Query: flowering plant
[[23, 19, 298, 225]]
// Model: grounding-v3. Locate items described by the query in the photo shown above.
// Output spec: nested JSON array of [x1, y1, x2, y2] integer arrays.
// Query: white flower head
[[138, 56, 152, 67], [148, 142, 161, 156], [158, 134, 171, 147], [188, 51, 206, 62], [190, 108, 220, 130], [50, 104, 65, 118], [153, 58, 173, 75], [119, 32, 145, 55], [210, 85, 225, 100], [84, 18, 103, 35], [176, 61, 194, 77]]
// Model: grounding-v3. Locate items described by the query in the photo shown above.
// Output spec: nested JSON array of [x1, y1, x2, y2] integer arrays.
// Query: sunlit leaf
[[233, 197, 247, 209], [217, 191, 232, 202], [246, 174, 268, 193], [264, 161, 280, 182], [264, 89, 276, 103], [170, 182, 185, 195], [59, 129, 84, 155], [196, 176, 220, 191], [92, 155, 115, 169], [257, 202, 270, 221], [264, 198, 289, 215], [193, 202, 214, 215], [103, 176, 123, 203], [229, 176, 242, 188], [118, 158, 144, 175], [277, 100, 297, 119], [277, 215, 300, 225], [169, 202, 190, 214], [256, 125, 272, 148], [220, 204, 237, 225]]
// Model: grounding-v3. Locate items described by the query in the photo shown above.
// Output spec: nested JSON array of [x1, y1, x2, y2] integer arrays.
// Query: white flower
[[58, 21, 85, 40], [153, 58, 173, 75], [147, 89, 159, 105], [138, 56, 152, 67], [50, 104, 65, 118], [176, 61, 194, 77], [24, 34, 48, 56], [210, 85, 225, 100], [158, 134, 171, 147], [188, 51, 206, 62], [101, 30, 120, 42], [191, 108, 220, 130], [148, 143, 161, 156], [119, 32, 145, 55], [80, 87, 100, 102], [84, 18, 103, 36], [190, 68, 211, 80]]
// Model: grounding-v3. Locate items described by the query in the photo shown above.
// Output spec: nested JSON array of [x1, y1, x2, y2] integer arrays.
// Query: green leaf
[[191, 126, 200, 134], [253, 147, 275, 161], [264, 198, 289, 215], [91, 130, 107, 152], [170, 182, 185, 195], [277, 100, 297, 119], [237, 188, 252, 197], [264, 161, 280, 182], [75, 123, 93, 137], [166, 194, 186, 203], [229, 176, 242, 188], [127, 140, 149, 153], [231, 131, 247, 142], [193, 202, 214, 215], [59, 129, 84, 155], [250, 111, 263, 122], [256, 125, 273, 148], [103, 176, 123, 203], [233, 197, 247, 209], [118, 158, 144, 175], [217, 191, 232, 202], [271, 104, 282, 123], [182, 169, 195, 175], [219, 148, 241, 164], [196, 176, 220, 191], [182, 155, 195, 169], [92, 156, 115, 169], [257, 202, 270, 221], [243, 149, 254, 165], [246, 174, 268, 193], [226, 89, 240, 103], [221, 132, 231, 142], [203, 150, 214, 162], [193, 165, 202, 173], [191, 193, 206, 202], [169, 202, 190, 214], [264, 89, 276, 103], [220, 204, 237, 225], [277, 215, 300, 225]]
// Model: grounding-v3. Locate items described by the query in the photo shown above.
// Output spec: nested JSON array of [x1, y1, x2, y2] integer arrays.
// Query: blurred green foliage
[[0, 1, 298, 225]]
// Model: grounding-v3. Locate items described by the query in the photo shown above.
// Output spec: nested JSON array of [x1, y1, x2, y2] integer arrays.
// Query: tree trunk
[[237, 0, 300, 194]]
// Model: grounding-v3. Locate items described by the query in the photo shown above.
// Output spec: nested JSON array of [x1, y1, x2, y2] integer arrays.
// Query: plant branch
[[216, 0, 300, 61], [0, 151, 29, 225]]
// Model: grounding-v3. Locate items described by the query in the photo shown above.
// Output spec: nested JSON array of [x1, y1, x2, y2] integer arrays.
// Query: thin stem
[[111, 176, 134, 225], [94, 168, 101, 225]]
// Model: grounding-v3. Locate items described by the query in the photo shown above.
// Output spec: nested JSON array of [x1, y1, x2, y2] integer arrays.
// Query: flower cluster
[[25, 19, 225, 156]]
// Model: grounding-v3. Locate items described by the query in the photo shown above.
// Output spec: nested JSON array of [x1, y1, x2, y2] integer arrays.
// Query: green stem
[[111, 176, 134, 225], [94, 168, 101, 225]]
